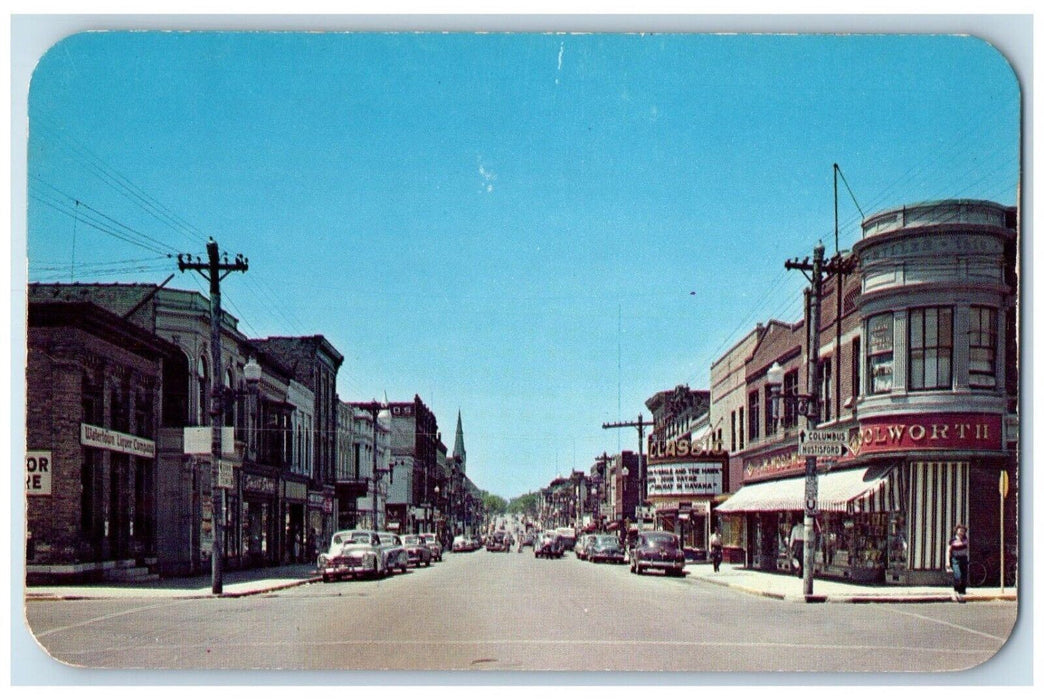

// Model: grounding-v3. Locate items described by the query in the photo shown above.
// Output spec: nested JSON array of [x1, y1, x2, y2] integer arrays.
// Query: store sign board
[[852, 413, 1002, 456], [183, 427, 236, 456], [81, 423, 155, 458], [26, 451, 52, 496]]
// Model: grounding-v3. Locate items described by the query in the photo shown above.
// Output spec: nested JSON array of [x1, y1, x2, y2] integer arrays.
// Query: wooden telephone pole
[[602, 415, 651, 517], [785, 242, 855, 599], [178, 239, 248, 594]]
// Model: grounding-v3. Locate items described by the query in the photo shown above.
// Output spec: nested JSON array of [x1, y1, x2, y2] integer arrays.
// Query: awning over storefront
[[715, 467, 898, 514]]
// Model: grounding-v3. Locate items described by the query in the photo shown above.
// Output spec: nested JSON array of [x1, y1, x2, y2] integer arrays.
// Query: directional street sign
[[798, 429, 847, 457]]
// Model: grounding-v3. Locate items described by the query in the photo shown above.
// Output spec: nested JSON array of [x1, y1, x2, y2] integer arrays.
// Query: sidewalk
[[23, 561, 1017, 603], [686, 562, 1017, 603], [24, 563, 322, 600]]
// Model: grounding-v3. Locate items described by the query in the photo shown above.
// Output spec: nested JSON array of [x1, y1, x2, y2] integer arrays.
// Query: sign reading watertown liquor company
[[80, 423, 156, 458]]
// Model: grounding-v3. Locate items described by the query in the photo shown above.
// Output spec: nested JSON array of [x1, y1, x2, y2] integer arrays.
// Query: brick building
[[26, 301, 181, 583]]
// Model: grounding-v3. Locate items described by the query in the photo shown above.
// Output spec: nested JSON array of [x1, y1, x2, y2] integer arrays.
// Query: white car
[[317, 530, 385, 582]]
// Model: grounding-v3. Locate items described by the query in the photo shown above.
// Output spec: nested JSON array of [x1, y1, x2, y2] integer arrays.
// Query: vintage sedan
[[420, 533, 443, 561], [401, 534, 433, 567], [317, 529, 386, 582], [629, 530, 686, 576], [588, 534, 627, 564], [534, 532, 565, 559], [486, 530, 511, 552], [376, 531, 410, 574], [575, 533, 599, 560]]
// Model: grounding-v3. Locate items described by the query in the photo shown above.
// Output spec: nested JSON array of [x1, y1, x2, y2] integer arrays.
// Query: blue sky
[[23, 30, 1021, 499]]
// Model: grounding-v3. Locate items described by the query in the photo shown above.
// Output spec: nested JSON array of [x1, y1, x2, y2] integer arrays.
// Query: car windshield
[[644, 533, 678, 546], [403, 536, 420, 545], [378, 533, 401, 545], [596, 535, 620, 546]]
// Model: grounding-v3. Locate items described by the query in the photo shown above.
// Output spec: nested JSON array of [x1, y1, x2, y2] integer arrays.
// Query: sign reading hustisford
[[80, 423, 156, 458], [797, 429, 847, 457]]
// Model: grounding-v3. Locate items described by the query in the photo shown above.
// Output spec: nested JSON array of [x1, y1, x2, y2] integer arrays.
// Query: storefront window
[[909, 306, 953, 390], [867, 313, 894, 394], [969, 306, 998, 388]]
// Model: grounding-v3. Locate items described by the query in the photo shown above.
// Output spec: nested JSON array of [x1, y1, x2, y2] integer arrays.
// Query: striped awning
[[716, 466, 897, 514]]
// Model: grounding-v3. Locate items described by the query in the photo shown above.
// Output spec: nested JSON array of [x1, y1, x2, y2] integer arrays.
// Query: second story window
[[969, 306, 998, 388], [782, 370, 799, 428], [867, 313, 894, 394], [748, 390, 760, 441], [909, 306, 953, 390]]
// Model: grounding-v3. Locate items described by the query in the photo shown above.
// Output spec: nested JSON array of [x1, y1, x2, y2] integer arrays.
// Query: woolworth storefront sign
[[851, 413, 1002, 456]]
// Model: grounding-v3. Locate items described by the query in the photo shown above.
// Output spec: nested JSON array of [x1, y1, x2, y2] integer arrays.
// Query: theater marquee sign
[[647, 437, 727, 498]]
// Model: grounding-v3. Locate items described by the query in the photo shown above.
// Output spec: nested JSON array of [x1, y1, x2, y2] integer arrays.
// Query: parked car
[[317, 529, 386, 582], [629, 530, 686, 576], [588, 534, 627, 564], [401, 534, 433, 567], [535, 532, 565, 559], [555, 527, 577, 551], [376, 531, 409, 574], [521, 532, 535, 548], [420, 533, 443, 561], [575, 533, 599, 560], [452, 535, 470, 552], [487, 530, 510, 552]]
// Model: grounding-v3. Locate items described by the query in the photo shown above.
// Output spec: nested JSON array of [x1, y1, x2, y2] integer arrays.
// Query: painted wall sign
[[26, 450, 52, 496], [81, 423, 156, 458]]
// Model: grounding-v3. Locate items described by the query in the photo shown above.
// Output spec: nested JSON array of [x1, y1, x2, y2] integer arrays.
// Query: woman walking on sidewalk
[[946, 524, 970, 599]]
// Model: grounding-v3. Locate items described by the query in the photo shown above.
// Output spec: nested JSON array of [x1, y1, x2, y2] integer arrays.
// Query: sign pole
[[999, 470, 1008, 593]]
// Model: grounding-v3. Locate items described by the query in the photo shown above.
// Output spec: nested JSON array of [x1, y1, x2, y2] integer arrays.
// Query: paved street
[[24, 549, 1017, 673]]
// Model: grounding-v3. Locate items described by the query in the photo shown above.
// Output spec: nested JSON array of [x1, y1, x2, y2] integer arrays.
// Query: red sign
[[852, 413, 1002, 456]]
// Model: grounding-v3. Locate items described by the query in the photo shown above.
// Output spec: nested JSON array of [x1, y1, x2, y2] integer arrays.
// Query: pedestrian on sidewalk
[[946, 523, 970, 599], [710, 529, 723, 572], [789, 520, 805, 578]]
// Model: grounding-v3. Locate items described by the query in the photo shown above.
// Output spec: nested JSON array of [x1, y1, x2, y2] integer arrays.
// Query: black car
[[587, 534, 626, 564], [629, 531, 686, 576], [534, 532, 565, 559], [487, 531, 510, 552]]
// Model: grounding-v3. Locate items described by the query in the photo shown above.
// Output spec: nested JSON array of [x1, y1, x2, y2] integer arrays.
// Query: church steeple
[[452, 410, 466, 472]]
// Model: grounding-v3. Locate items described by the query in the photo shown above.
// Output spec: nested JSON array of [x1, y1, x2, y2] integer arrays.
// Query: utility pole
[[355, 401, 387, 532], [785, 242, 855, 599], [178, 239, 248, 595], [602, 415, 650, 520]]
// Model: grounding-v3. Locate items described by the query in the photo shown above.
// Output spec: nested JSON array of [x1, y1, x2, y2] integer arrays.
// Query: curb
[[24, 576, 322, 601], [692, 575, 1018, 604]]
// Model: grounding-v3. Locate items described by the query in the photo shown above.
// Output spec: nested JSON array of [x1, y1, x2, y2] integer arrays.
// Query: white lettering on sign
[[81, 424, 155, 458], [26, 451, 52, 496], [647, 461, 723, 497]]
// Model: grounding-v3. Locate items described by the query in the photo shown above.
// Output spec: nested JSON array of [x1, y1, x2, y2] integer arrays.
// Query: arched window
[[224, 368, 235, 427], [197, 357, 209, 426]]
